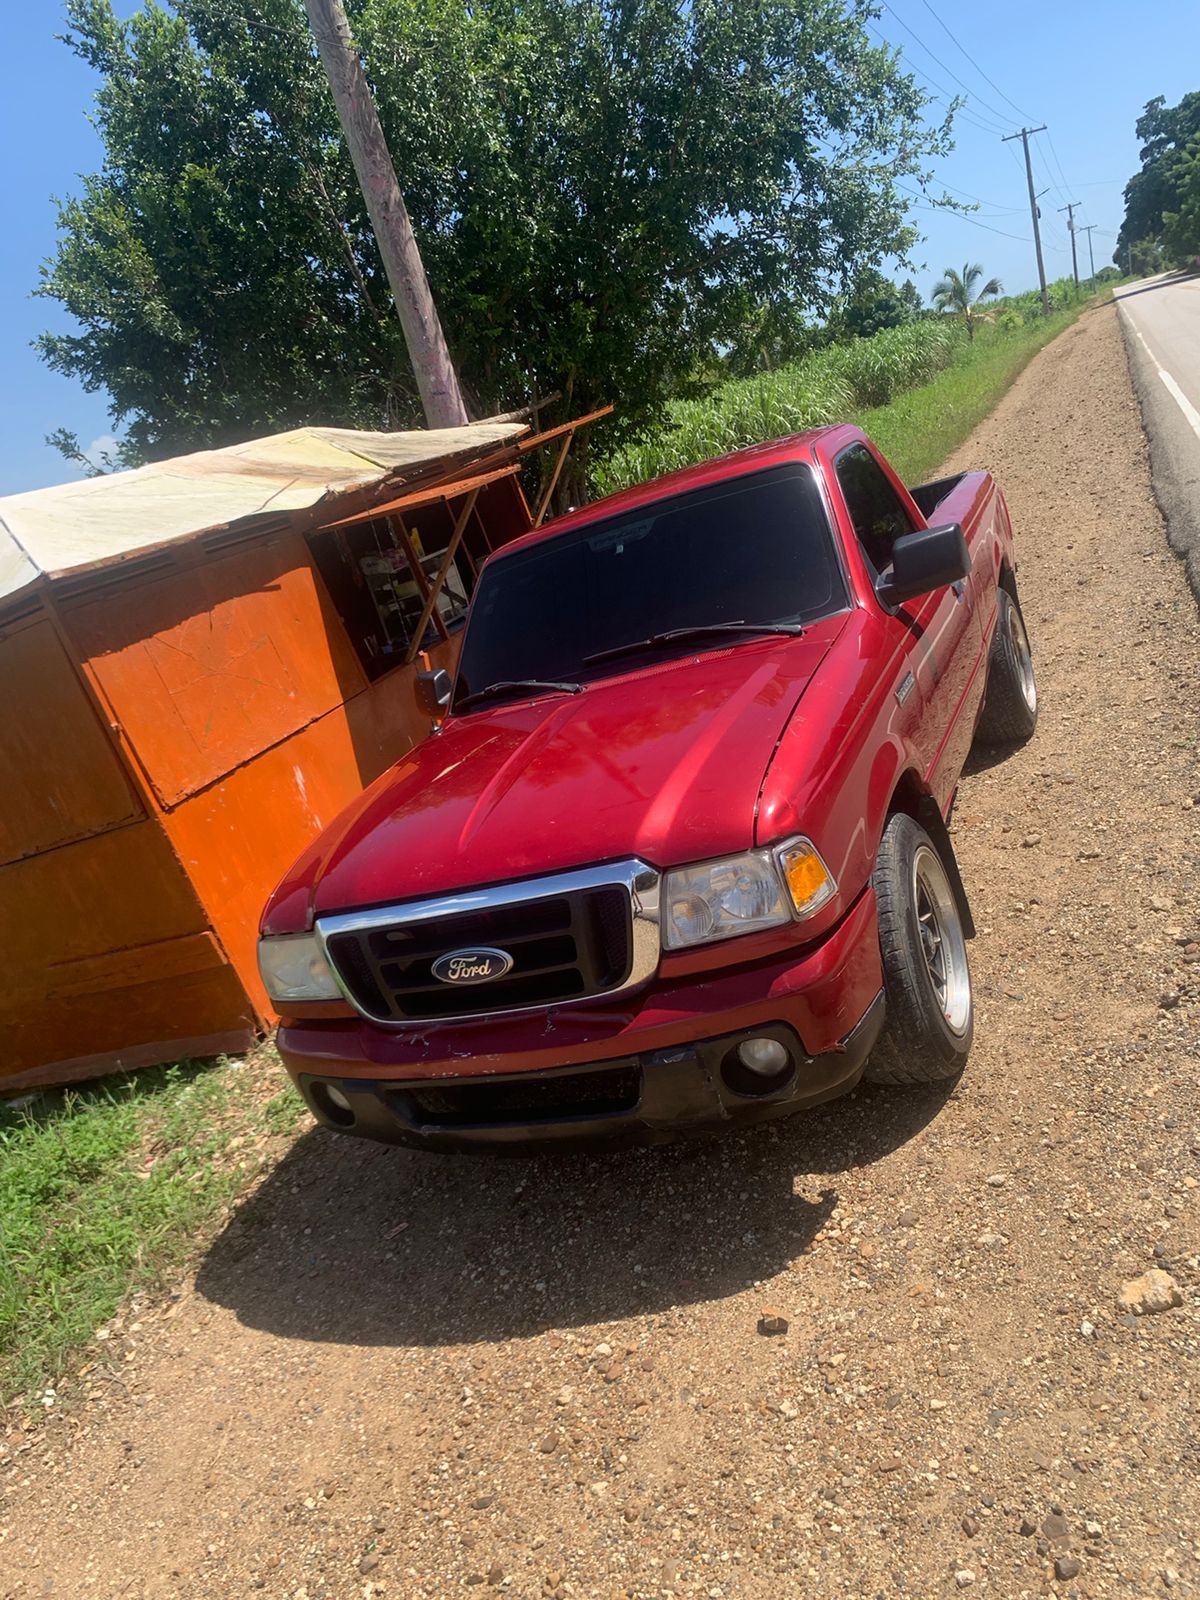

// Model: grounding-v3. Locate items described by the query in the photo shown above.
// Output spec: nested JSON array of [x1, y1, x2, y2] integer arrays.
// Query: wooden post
[[1002, 126, 1050, 317], [304, 0, 469, 428], [392, 513, 449, 644], [534, 428, 578, 527], [404, 490, 479, 663]]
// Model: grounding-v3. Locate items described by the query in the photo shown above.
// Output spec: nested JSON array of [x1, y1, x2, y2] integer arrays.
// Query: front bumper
[[278, 886, 885, 1151], [295, 993, 884, 1151]]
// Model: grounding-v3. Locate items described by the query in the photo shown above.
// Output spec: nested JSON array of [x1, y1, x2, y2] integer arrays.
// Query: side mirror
[[416, 667, 452, 714], [876, 522, 970, 607]]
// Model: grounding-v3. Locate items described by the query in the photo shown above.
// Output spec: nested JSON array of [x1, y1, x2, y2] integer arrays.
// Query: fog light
[[736, 1037, 790, 1076], [325, 1083, 352, 1112]]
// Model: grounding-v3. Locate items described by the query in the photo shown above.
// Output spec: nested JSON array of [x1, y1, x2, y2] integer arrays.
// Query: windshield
[[453, 463, 847, 710]]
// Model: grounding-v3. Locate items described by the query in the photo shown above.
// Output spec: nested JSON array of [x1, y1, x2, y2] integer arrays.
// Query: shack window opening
[[307, 495, 488, 681]]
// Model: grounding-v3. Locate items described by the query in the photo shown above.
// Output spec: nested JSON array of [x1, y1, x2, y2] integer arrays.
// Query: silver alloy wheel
[[1008, 600, 1037, 714], [912, 844, 971, 1037]]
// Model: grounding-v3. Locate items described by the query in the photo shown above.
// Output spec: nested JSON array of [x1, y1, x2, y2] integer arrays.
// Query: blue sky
[[2, 0, 1198, 496]]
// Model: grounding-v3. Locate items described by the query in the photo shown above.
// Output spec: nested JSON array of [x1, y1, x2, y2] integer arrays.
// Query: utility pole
[[1002, 126, 1050, 316], [1079, 224, 1097, 282], [304, 0, 469, 428], [1058, 201, 1081, 290]]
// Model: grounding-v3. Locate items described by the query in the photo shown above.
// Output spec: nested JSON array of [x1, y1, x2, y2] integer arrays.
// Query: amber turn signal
[[775, 838, 836, 919]]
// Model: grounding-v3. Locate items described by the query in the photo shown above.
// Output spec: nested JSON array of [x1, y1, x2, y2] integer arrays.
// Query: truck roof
[[502, 424, 864, 560]]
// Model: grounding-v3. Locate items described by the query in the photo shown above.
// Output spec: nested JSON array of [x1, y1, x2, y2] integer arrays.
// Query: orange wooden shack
[[0, 414, 602, 1093]]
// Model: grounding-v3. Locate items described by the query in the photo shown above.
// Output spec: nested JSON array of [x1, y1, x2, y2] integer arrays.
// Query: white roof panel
[[0, 422, 526, 602]]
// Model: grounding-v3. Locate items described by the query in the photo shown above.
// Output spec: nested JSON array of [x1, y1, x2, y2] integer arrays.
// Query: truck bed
[[908, 472, 967, 520]]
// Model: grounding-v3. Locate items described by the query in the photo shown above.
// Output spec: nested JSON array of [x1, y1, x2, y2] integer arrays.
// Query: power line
[[898, 187, 1030, 241], [925, 95, 1012, 141], [863, 22, 1012, 138], [1034, 130, 1074, 208], [1045, 132, 1076, 197], [879, 1, 1018, 129], [999, 145, 1029, 209], [929, 179, 1025, 214], [914, 0, 1039, 122], [923, 210, 1030, 242]]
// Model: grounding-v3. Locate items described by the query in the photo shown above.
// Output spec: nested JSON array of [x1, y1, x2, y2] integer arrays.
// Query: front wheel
[[976, 588, 1038, 746], [865, 813, 973, 1086]]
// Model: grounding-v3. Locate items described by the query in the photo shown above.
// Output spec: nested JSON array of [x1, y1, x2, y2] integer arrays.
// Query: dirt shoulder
[[3, 301, 1199, 1600]]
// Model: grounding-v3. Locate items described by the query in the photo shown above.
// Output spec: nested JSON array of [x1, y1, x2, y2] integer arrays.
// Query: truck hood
[[300, 618, 844, 921]]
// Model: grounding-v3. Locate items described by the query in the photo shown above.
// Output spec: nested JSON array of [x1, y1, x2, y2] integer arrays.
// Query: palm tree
[[931, 262, 1003, 339]]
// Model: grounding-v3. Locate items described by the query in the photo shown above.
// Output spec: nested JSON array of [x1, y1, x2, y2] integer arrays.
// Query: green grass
[[592, 280, 1096, 496], [0, 1054, 304, 1407], [847, 300, 1087, 484], [593, 317, 965, 495]]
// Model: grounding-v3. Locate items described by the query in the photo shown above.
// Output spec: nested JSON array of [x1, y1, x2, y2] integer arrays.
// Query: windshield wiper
[[456, 678, 584, 711], [583, 620, 805, 668]]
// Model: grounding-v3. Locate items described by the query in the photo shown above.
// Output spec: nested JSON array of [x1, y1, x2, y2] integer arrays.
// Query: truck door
[[833, 442, 979, 811]]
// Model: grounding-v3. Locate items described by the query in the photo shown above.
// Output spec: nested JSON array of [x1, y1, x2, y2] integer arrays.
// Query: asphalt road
[[1115, 272, 1200, 602]]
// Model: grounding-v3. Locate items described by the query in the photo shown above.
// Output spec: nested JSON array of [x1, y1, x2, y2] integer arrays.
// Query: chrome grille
[[317, 860, 661, 1024]]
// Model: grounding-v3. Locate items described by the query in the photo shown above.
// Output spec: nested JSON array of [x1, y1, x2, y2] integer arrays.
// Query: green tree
[[836, 269, 913, 339], [722, 302, 824, 380], [1116, 91, 1200, 270], [38, 0, 952, 492], [898, 277, 924, 319], [1162, 132, 1200, 266], [930, 261, 1002, 340]]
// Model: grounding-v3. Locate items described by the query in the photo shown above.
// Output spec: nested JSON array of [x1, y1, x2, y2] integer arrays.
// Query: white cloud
[[85, 433, 120, 465]]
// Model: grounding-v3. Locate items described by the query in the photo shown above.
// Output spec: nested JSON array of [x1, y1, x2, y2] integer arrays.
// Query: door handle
[[951, 580, 966, 601]]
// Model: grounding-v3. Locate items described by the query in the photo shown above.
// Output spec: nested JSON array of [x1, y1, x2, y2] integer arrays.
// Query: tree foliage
[[1116, 91, 1200, 270], [1162, 134, 1200, 266], [38, 0, 952, 477], [833, 269, 917, 339], [930, 261, 1001, 340]]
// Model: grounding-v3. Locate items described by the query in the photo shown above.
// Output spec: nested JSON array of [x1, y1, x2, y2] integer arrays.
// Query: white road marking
[[1123, 314, 1200, 442]]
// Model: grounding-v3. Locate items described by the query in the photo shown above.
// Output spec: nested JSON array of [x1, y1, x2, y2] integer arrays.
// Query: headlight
[[257, 933, 342, 1002], [662, 837, 836, 950]]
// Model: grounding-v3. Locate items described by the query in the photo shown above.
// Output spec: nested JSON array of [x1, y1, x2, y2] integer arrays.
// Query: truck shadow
[[195, 1081, 953, 1348], [960, 737, 1025, 779]]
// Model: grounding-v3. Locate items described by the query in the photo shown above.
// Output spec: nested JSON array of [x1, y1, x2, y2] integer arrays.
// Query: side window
[[835, 443, 916, 576]]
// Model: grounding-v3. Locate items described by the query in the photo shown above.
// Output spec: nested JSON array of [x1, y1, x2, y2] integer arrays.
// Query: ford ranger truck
[[258, 425, 1037, 1151]]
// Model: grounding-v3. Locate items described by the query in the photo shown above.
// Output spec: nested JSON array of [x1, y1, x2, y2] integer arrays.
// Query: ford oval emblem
[[431, 947, 515, 986]]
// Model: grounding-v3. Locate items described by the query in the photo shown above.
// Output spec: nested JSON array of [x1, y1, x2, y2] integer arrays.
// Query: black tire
[[865, 813, 974, 1086], [976, 588, 1038, 746]]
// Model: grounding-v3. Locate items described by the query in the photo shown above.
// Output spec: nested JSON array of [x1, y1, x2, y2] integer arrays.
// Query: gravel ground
[[3, 300, 1199, 1600]]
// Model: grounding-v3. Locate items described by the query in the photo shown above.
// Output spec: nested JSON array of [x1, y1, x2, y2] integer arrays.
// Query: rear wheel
[[976, 588, 1037, 746], [865, 813, 973, 1086]]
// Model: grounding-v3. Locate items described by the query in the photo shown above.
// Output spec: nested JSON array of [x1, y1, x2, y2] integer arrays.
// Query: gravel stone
[[1042, 1511, 1070, 1544], [757, 1306, 789, 1336], [1118, 1269, 1184, 1315]]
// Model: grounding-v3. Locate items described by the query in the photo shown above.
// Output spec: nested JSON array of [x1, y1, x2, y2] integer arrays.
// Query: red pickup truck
[[259, 425, 1037, 1150]]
